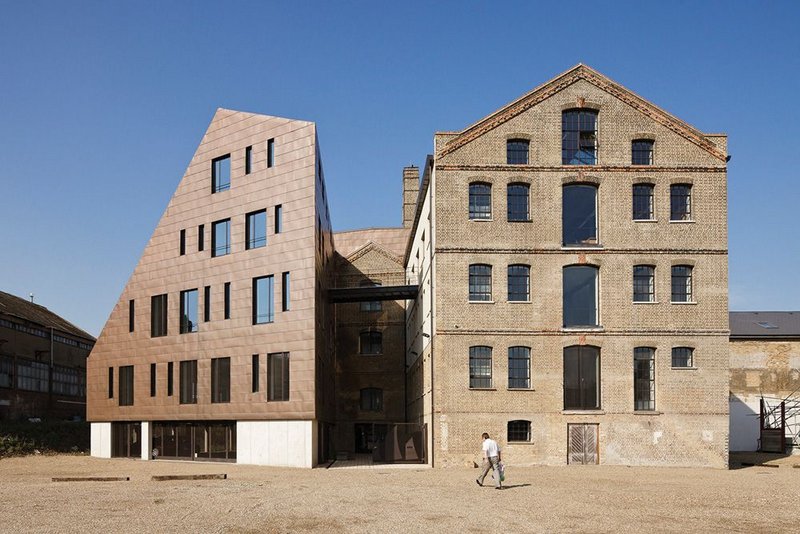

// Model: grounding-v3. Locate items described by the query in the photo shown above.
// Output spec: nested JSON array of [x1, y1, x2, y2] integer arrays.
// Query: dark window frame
[[632, 139, 654, 165], [508, 346, 531, 389], [245, 145, 253, 175], [359, 280, 382, 312], [150, 363, 156, 397], [224, 282, 231, 320], [469, 346, 492, 389], [211, 357, 231, 404], [359, 330, 383, 355], [203, 286, 211, 322], [507, 264, 530, 302], [563, 345, 601, 410], [108, 366, 113, 399], [469, 264, 492, 302], [634, 347, 655, 411], [633, 265, 655, 302], [245, 209, 267, 250], [507, 183, 530, 222], [282, 272, 290, 312], [562, 184, 598, 246], [671, 265, 693, 302], [211, 218, 231, 257], [179, 229, 186, 256], [562, 265, 599, 328], [167, 361, 174, 396], [506, 139, 530, 165], [562, 109, 598, 165], [632, 184, 655, 220], [179, 359, 198, 405], [198, 224, 205, 252], [267, 138, 275, 168], [179, 289, 199, 334], [670, 184, 692, 221], [507, 420, 531, 442], [118, 365, 134, 407], [253, 275, 274, 324], [211, 154, 231, 193], [128, 299, 134, 333], [274, 204, 283, 233], [360, 387, 383, 412], [267, 352, 289, 401], [251, 354, 259, 393], [672, 347, 694, 368], [150, 294, 168, 338], [469, 182, 492, 220]]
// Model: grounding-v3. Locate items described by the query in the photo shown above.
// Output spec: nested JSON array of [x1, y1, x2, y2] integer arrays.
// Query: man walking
[[476, 432, 502, 489]]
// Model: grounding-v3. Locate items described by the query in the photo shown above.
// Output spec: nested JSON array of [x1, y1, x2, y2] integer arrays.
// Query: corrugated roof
[[729, 311, 800, 339], [0, 290, 95, 341]]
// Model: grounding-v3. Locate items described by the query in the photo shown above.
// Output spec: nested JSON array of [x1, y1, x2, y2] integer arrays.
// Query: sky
[[1, 1, 798, 337]]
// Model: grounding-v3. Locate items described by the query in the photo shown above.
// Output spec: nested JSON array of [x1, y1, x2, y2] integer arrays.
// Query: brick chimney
[[402, 166, 420, 228]]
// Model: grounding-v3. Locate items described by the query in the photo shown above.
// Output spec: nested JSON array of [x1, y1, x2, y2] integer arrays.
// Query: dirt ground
[[1, 453, 798, 533]]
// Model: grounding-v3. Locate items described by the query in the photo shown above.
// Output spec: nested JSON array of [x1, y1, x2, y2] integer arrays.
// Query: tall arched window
[[562, 109, 598, 164], [469, 182, 492, 220], [563, 345, 600, 409], [562, 184, 598, 246], [563, 265, 599, 327]]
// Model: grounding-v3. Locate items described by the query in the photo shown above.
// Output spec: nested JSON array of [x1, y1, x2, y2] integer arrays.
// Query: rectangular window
[[672, 347, 694, 368], [506, 139, 529, 165], [150, 363, 156, 397], [360, 280, 382, 312], [282, 272, 290, 311], [150, 294, 168, 337], [267, 138, 275, 168], [211, 357, 230, 403], [274, 205, 282, 233], [633, 265, 655, 302], [670, 184, 692, 221], [224, 282, 231, 319], [268, 352, 289, 401], [128, 299, 135, 333], [245, 209, 267, 250], [508, 346, 531, 389], [212, 154, 231, 193], [359, 330, 383, 355], [203, 286, 211, 322], [211, 218, 231, 257], [179, 289, 198, 334], [119, 365, 134, 407], [179, 229, 186, 256], [167, 361, 174, 396], [108, 366, 113, 399], [632, 139, 654, 165], [634, 347, 655, 411], [469, 264, 492, 301], [563, 345, 600, 410], [198, 224, 205, 252], [179, 359, 197, 404], [508, 420, 531, 442], [507, 184, 530, 222], [253, 275, 274, 324], [562, 109, 597, 165], [360, 388, 383, 411], [469, 346, 492, 388], [469, 183, 492, 220], [563, 265, 599, 327], [251, 354, 259, 393], [671, 265, 693, 302], [245, 145, 253, 174], [632, 184, 654, 221], [507, 265, 530, 302]]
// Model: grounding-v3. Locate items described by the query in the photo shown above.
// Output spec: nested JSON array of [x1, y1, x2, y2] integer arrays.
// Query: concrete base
[[90, 422, 111, 458], [237, 420, 317, 467]]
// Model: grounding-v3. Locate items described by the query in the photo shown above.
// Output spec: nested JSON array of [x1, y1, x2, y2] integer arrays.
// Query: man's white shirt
[[482, 438, 499, 457]]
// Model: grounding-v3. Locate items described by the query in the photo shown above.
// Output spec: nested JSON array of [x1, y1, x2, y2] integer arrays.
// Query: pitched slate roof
[[0, 290, 95, 341], [729, 311, 800, 339]]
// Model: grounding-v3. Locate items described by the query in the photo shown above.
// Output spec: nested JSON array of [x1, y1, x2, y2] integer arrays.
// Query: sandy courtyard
[[0, 454, 798, 533]]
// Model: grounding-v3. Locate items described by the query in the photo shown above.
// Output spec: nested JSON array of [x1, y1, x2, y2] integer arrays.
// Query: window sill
[[469, 300, 495, 304], [469, 218, 494, 222], [670, 301, 697, 305], [507, 441, 534, 445], [508, 219, 532, 223], [671, 366, 698, 371], [469, 388, 497, 391], [561, 326, 604, 332], [633, 410, 662, 415], [633, 219, 658, 223], [562, 410, 605, 415], [669, 219, 695, 224], [632, 301, 659, 304], [507, 388, 534, 392], [508, 300, 531, 304], [561, 245, 603, 251]]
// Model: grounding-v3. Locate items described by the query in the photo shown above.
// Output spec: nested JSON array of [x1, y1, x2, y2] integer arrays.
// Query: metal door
[[568, 423, 599, 465]]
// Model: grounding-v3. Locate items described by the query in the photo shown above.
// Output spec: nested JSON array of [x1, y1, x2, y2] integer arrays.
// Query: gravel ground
[[1, 454, 799, 533]]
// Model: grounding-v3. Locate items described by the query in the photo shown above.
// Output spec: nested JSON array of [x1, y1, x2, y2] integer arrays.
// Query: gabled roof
[[0, 290, 95, 341], [730, 311, 800, 339], [343, 240, 404, 267], [437, 64, 726, 161]]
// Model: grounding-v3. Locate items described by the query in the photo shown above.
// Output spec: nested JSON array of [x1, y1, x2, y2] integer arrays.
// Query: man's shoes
[[495, 487, 503, 490], [475, 479, 482, 487]]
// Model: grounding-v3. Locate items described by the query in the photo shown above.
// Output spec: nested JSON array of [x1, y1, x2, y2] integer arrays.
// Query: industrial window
[[128, 299, 134, 333], [150, 294, 168, 337], [167, 361, 174, 396], [562, 109, 598, 165], [245, 145, 253, 174], [282, 272, 290, 311], [267, 138, 275, 168], [198, 224, 205, 252], [179, 359, 197, 404], [563, 345, 600, 410], [211, 154, 231, 193], [359, 330, 383, 355], [150, 363, 156, 397], [203, 286, 211, 322], [119, 365, 134, 407], [360, 280, 382, 312], [267, 352, 289, 401], [507, 420, 531, 442], [506, 139, 529, 165], [251, 354, 259, 393], [507, 183, 530, 222], [632, 139, 654, 165], [469, 264, 492, 302], [633, 265, 655, 302], [108, 366, 113, 398], [670, 184, 692, 221], [507, 264, 530, 302], [562, 265, 598, 327], [211, 218, 231, 257], [508, 346, 531, 389], [672, 347, 694, 368], [179, 229, 186, 256], [245, 209, 267, 250], [274, 204, 283, 233], [634, 347, 655, 411], [16, 360, 49, 393], [469, 182, 492, 220], [562, 184, 598, 246], [224, 282, 231, 320], [179, 289, 198, 334], [469, 346, 492, 389], [671, 265, 693, 302], [211, 357, 230, 403], [52, 365, 84, 397], [633, 184, 654, 220], [253, 275, 274, 324], [360, 388, 383, 412], [0, 355, 11, 388]]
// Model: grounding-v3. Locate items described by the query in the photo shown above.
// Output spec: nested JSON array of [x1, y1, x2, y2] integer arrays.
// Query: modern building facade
[[0, 290, 95, 420]]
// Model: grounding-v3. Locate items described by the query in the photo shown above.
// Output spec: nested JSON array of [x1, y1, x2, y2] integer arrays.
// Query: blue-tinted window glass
[[253, 275, 274, 324], [246, 210, 267, 250], [212, 155, 231, 193], [212, 219, 231, 257], [562, 185, 597, 246], [563, 265, 598, 327], [179, 289, 198, 334]]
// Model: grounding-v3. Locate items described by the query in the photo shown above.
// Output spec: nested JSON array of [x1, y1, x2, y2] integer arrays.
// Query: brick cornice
[[436, 64, 727, 162], [437, 329, 729, 336], [435, 164, 725, 173], [435, 247, 728, 255]]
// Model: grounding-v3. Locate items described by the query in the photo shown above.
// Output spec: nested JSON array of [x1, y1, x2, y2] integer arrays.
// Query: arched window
[[507, 265, 530, 302], [563, 345, 600, 410], [469, 264, 492, 301], [469, 346, 492, 388], [359, 330, 383, 355], [670, 184, 692, 221], [507, 420, 531, 442], [469, 183, 492, 220], [360, 388, 383, 411], [508, 346, 531, 389], [671, 265, 693, 302], [632, 139, 654, 165], [633, 265, 655, 302], [507, 139, 529, 165], [634, 347, 655, 411], [562, 109, 598, 164], [632, 184, 654, 220], [562, 184, 597, 246], [507, 183, 530, 222], [562, 265, 598, 327]]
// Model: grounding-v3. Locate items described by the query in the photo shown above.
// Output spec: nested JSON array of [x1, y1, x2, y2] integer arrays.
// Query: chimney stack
[[402, 166, 420, 228]]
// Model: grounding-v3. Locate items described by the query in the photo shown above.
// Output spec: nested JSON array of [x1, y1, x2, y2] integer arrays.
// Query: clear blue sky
[[1, 1, 798, 337]]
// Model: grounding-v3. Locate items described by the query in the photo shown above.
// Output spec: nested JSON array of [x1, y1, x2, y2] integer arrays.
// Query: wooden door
[[568, 423, 599, 465]]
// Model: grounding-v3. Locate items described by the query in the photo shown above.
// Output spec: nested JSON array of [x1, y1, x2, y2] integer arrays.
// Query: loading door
[[567, 423, 599, 465]]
